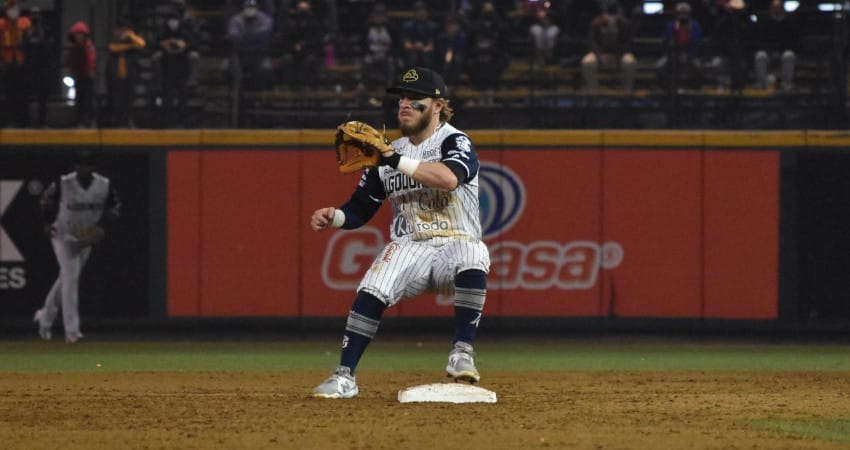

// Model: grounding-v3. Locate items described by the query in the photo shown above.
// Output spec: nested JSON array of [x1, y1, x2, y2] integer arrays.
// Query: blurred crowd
[[0, 0, 829, 128]]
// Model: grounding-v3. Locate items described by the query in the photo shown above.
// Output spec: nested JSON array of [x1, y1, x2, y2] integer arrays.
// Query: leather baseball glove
[[74, 225, 105, 246], [334, 121, 393, 174]]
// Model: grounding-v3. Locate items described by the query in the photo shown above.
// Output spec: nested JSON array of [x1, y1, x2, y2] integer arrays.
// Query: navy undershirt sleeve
[[440, 133, 480, 185], [338, 168, 386, 229]]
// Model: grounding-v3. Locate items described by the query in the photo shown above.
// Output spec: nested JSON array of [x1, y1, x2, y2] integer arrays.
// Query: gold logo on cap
[[435, 89, 441, 95], [402, 69, 419, 83]]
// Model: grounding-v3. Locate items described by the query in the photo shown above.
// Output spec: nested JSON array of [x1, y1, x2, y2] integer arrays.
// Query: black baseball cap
[[74, 150, 97, 166], [387, 67, 448, 99]]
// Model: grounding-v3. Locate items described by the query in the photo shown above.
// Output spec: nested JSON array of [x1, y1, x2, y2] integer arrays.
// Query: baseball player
[[311, 67, 490, 398], [33, 150, 121, 343]]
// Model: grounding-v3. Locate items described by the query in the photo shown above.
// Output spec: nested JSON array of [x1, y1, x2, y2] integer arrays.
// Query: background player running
[[33, 150, 121, 343], [310, 67, 490, 399]]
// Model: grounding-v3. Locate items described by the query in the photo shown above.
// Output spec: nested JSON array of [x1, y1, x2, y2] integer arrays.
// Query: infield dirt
[[2, 371, 848, 449]]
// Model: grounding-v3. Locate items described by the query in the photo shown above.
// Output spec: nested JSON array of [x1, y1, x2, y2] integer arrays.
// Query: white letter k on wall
[[0, 181, 24, 262]]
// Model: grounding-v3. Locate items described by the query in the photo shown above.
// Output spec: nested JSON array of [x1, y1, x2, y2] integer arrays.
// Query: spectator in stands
[[65, 21, 96, 127], [691, 0, 722, 35], [435, 15, 468, 86], [528, 4, 560, 65], [465, 1, 509, 104], [359, 3, 398, 102], [106, 19, 146, 128], [0, 2, 32, 126], [655, 2, 703, 90], [221, 0, 274, 90], [227, 0, 276, 19], [23, 7, 54, 127], [711, 0, 753, 91], [274, 0, 335, 33], [581, 1, 636, 92], [281, 1, 324, 90], [753, 0, 798, 91], [401, 1, 439, 68], [171, 0, 201, 86], [154, 10, 197, 128]]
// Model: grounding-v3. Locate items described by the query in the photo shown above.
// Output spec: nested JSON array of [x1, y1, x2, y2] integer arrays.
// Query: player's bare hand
[[311, 207, 336, 232]]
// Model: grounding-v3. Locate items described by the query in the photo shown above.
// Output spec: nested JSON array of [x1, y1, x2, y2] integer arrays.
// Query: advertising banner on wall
[[0, 148, 150, 318], [168, 147, 778, 320]]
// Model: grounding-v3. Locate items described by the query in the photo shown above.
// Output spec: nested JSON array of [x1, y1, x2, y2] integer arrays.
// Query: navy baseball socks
[[339, 291, 386, 374], [452, 269, 487, 344], [447, 270, 487, 383]]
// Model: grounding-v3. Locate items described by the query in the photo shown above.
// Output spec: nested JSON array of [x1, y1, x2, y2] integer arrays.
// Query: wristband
[[331, 209, 345, 228], [397, 156, 420, 177], [382, 153, 401, 168]]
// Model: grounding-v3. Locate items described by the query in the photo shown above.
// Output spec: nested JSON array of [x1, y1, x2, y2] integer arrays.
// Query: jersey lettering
[[383, 172, 422, 196], [417, 191, 451, 211]]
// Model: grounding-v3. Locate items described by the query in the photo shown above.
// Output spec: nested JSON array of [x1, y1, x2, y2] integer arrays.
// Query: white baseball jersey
[[339, 122, 490, 305], [382, 122, 482, 242], [44, 172, 118, 242]]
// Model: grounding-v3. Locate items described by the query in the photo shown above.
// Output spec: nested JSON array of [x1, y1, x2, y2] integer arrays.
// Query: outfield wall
[[2, 129, 849, 329]]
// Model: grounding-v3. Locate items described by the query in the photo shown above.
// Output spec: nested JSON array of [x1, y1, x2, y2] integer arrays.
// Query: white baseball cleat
[[65, 332, 84, 344], [312, 366, 359, 399], [33, 310, 51, 341], [446, 341, 480, 383]]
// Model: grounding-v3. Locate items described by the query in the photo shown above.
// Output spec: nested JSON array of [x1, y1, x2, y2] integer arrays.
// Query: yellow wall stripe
[[602, 130, 705, 147], [703, 131, 806, 147], [1, 129, 101, 145], [0, 129, 843, 148], [804, 131, 850, 147]]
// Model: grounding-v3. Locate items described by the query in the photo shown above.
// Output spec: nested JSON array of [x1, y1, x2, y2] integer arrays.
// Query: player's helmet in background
[[74, 150, 97, 167]]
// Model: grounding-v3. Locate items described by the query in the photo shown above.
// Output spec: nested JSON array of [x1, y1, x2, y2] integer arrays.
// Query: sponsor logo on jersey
[[421, 147, 440, 160], [478, 162, 525, 240], [381, 243, 400, 262], [393, 215, 412, 236], [1, 180, 26, 290], [446, 136, 472, 162], [417, 191, 451, 211]]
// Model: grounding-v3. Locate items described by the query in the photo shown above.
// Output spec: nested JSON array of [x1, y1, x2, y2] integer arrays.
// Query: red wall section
[[495, 149, 605, 317], [299, 152, 397, 317], [167, 151, 302, 317], [166, 146, 780, 320], [197, 151, 301, 316], [167, 151, 201, 316], [703, 151, 779, 319], [601, 150, 703, 317]]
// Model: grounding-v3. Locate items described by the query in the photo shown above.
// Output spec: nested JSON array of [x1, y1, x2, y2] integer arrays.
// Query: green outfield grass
[[1, 341, 850, 373], [753, 419, 850, 443]]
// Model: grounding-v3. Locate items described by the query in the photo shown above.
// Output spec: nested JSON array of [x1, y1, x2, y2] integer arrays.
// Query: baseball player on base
[[311, 67, 490, 398], [33, 150, 121, 343]]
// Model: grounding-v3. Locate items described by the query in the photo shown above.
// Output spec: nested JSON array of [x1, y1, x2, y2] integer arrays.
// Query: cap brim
[[386, 86, 442, 98]]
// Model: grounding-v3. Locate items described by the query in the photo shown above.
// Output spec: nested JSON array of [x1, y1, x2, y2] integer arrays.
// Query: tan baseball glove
[[334, 121, 393, 174], [74, 225, 105, 246]]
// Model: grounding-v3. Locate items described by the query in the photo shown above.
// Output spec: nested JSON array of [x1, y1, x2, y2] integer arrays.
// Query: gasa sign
[[320, 162, 622, 291]]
